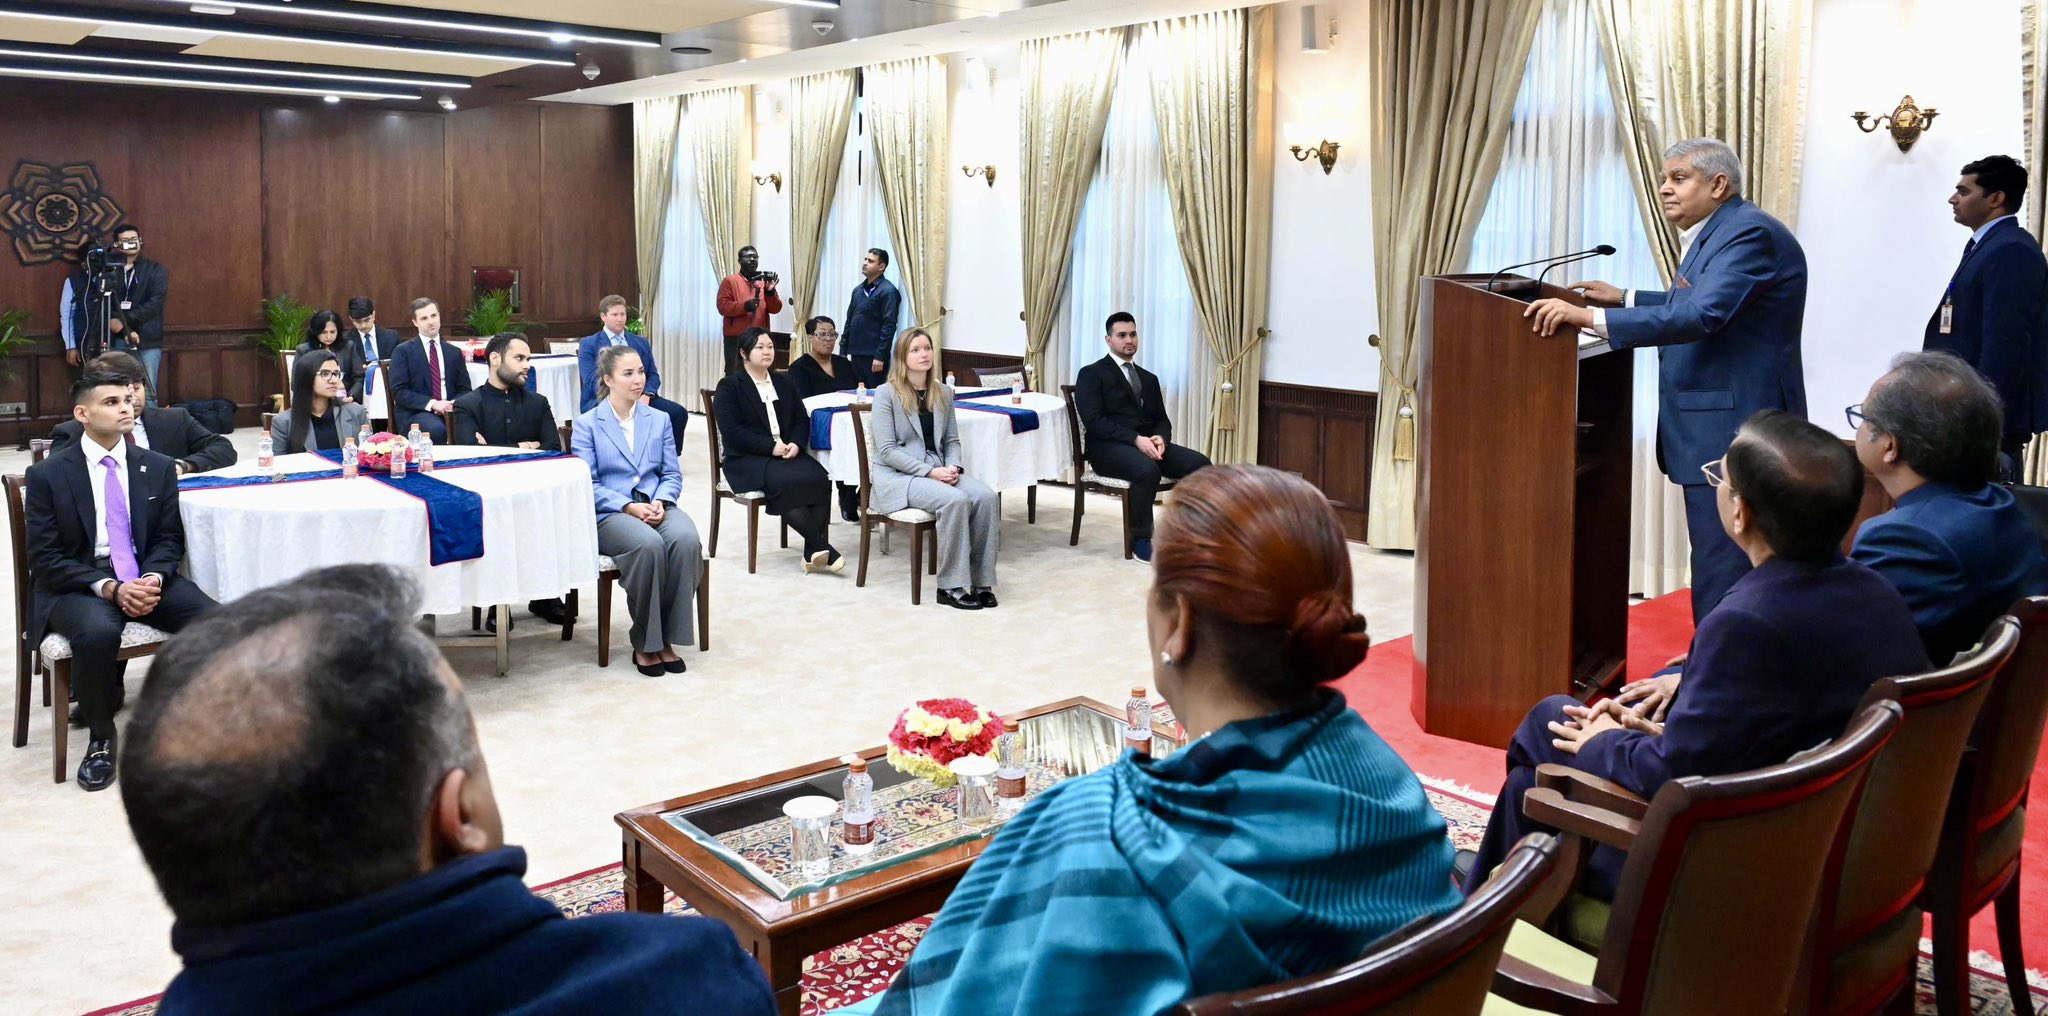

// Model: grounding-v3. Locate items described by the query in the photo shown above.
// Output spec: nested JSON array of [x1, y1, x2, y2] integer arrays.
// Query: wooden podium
[[1411, 274, 1633, 748]]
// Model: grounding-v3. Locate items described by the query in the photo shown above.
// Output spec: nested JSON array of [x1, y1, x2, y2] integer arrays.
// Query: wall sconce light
[[1851, 95, 1938, 152], [961, 165, 996, 188], [1289, 140, 1340, 175], [752, 171, 783, 193]]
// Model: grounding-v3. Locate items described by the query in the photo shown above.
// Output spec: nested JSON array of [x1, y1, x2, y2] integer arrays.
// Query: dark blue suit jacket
[[387, 337, 473, 415], [1851, 481, 2048, 662], [577, 331, 663, 412], [1606, 197, 1809, 483], [156, 847, 775, 1016], [842, 276, 902, 362], [1923, 217, 2048, 442], [1575, 556, 1926, 796]]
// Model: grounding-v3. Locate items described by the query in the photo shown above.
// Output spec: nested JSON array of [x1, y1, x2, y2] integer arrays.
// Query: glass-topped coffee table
[[615, 697, 1183, 1015]]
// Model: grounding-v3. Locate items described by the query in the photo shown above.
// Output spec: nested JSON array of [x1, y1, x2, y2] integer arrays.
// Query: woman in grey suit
[[870, 328, 1000, 609], [272, 350, 369, 453]]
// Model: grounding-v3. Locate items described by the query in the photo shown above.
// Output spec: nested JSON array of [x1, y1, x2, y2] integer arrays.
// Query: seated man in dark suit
[[388, 297, 472, 443], [119, 564, 776, 1015], [345, 295, 403, 405], [27, 371, 220, 790], [576, 294, 688, 453], [1849, 351, 2048, 662], [1462, 410, 1928, 898], [453, 334, 567, 628], [50, 352, 236, 475], [1073, 311, 1211, 561]]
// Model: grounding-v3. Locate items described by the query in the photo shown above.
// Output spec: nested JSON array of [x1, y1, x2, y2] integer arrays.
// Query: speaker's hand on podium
[[1525, 298, 1593, 337], [1568, 280, 1625, 307]]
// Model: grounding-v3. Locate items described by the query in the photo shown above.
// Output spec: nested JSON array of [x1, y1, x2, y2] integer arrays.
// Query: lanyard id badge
[[1940, 301, 1954, 334]]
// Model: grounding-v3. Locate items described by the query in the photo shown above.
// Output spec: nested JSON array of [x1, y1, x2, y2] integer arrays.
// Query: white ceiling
[[354, 0, 788, 35], [183, 35, 537, 76]]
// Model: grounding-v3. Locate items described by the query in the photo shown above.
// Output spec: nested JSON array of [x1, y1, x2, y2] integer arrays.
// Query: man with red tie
[[25, 371, 218, 789], [716, 245, 782, 375], [390, 297, 474, 442]]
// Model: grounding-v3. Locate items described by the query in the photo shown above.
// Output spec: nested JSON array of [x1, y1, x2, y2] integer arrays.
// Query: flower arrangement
[[356, 431, 415, 470], [885, 698, 1003, 786]]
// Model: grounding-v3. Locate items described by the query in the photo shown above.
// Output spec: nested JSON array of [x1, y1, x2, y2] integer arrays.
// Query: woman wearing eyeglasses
[[271, 349, 369, 454]]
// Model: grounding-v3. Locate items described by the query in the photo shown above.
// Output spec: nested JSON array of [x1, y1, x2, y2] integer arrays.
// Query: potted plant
[[0, 308, 31, 381], [246, 294, 314, 411], [466, 288, 528, 338]]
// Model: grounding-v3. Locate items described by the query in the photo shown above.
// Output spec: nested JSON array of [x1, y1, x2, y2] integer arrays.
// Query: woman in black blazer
[[786, 315, 863, 521], [295, 309, 366, 402], [714, 328, 843, 573]]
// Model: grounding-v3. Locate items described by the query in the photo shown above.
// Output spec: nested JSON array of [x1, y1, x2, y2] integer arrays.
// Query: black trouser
[[47, 577, 217, 739], [848, 352, 886, 388], [646, 394, 690, 452], [723, 335, 746, 376], [1085, 439, 1211, 540]]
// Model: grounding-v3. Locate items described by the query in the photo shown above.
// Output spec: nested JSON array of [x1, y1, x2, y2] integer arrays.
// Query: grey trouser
[[597, 509, 702, 653], [906, 473, 999, 591]]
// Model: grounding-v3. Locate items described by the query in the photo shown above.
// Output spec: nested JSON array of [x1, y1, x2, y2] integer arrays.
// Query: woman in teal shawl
[[848, 465, 1460, 1015]]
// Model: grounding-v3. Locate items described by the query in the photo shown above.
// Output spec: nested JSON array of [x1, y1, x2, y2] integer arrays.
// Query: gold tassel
[[1391, 392, 1416, 462], [1216, 380, 1236, 431]]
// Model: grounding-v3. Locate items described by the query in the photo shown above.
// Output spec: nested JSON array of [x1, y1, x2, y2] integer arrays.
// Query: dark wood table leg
[[621, 836, 664, 914], [757, 934, 805, 1016]]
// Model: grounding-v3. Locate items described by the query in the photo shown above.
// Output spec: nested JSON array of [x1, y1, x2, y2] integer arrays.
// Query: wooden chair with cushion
[[849, 405, 939, 604], [948, 365, 981, 387], [5, 475, 171, 783], [1923, 597, 2048, 1016], [1060, 383, 1173, 559], [1491, 701, 1903, 1015], [1802, 620, 2015, 1016], [547, 340, 579, 356], [559, 421, 710, 666], [1173, 833, 1566, 1016], [28, 439, 49, 465], [700, 387, 785, 574]]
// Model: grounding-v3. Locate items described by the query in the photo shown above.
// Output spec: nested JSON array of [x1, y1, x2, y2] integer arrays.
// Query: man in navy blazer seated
[[1849, 351, 2048, 662], [387, 297, 472, 443], [576, 294, 688, 453], [1923, 155, 2048, 470], [120, 564, 774, 1015], [28, 372, 220, 790], [1073, 311, 1211, 562], [1527, 137, 1809, 623], [1461, 411, 1928, 898]]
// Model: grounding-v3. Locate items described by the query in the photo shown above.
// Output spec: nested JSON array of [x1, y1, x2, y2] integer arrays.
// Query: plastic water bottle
[[1125, 687, 1153, 753], [388, 434, 407, 478], [255, 433, 273, 469], [995, 718, 1026, 806], [841, 755, 876, 856], [944, 371, 956, 391], [340, 437, 359, 478], [407, 423, 433, 474], [855, 382, 869, 404], [357, 422, 372, 448], [1010, 379, 1024, 405]]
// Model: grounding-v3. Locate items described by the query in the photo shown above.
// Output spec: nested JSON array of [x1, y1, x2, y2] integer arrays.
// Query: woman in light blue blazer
[[871, 328, 1000, 609], [572, 345, 703, 676]]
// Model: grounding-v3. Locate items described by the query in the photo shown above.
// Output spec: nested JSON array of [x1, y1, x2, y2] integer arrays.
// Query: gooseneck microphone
[[1482, 244, 1617, 294]]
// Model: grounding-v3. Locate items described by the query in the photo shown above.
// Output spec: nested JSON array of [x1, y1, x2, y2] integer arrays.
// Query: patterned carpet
[[83, 783, 2048, 1015]]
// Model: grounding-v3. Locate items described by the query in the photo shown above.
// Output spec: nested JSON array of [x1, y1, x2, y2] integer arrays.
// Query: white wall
[[750, 84, 797, 336], [944, 48, 1028, 356], [1265, 0, 1381, 390], [1797, 0, 2023, 433]]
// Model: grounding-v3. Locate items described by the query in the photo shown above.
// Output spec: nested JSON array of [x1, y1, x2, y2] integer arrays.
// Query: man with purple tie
[[25, 371, 218, 790]]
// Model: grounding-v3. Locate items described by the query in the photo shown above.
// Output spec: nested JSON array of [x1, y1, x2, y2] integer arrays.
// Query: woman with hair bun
[[847, 464, 1460, 1016]]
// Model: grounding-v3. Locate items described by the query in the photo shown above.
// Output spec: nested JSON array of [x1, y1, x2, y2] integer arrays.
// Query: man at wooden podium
[[1526, 137, 1808, 622]]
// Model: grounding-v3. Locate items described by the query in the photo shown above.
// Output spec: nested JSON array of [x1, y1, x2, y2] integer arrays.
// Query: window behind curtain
[[821, 92, 914, 359], [656, 103, 724, 398]]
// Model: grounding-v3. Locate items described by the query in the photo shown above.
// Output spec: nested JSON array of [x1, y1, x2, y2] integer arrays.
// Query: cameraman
[[716, 244, 781, 375], [70, 224, 168, 402]]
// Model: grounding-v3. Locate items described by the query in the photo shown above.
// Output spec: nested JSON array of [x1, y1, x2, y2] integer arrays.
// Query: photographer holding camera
[[68, 224, 168, 403], [717, 245, 782, 375]]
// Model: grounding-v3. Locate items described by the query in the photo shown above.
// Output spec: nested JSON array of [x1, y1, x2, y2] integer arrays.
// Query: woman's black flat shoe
[[937, 589, 982, 611], [635, 659, 664, 676], [973, 590, 998, 609], [663, 659, 688, 674]]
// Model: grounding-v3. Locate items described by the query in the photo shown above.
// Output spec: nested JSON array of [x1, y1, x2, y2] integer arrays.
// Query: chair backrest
[[699, 388, 725, 484], [548, 340, 579, 356], [1592, 701, 1901, 1013], [278, 349, 294, 409], [261, 412, 275, 435], [1059, 383, 1087, 473], [557, 420, 573, 452], [4, 475, 30, 664], [949, 365, 981, 387], [362, 357, 392, 423], [848, 404, 877, 510], [979, 368, 1024, 391], [1813, 621, 2017, 1008], [28, 439, 49, 465], [1173, 834, 1566, 1016], [1952, 597, 2048, 889]]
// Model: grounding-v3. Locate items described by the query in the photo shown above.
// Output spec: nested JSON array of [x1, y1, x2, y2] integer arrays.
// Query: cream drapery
[[787, 71, 856, 364], [688, 87, 753, 283], [2021, 2, 2048, 481], [1020, 30, 1125, 390], [631, 97, 685, 328], [1142, 8, 1275, 462], [1364, 0, 1545, 550], [865, 57, 950, 351]]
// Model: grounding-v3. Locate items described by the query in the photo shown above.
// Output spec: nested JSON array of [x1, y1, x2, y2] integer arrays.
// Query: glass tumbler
[[951, 755, 999, 826], [783, 796, 838, 880]]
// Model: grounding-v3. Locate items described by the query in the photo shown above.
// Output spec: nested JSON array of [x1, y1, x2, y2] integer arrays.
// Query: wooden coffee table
[[614, 696, 1180, 1015]]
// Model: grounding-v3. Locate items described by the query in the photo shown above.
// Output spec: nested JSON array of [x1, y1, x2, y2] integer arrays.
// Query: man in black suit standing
[[89, 224, 169, 405], [49, 352, 236, 475], [26, 371, 218, 789], [346, 296, 401, 404], [841, 248, 902, 387], [1924, 155, 2048, 470], [389, 297, 473, 442], [1073, 311, 1211, 562]]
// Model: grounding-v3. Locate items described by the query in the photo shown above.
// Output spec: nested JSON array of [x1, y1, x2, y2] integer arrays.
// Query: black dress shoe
[[528, 597, 568, 625], [937, 589, 982, 611], [77, 738, 116, 791], [484, 612, 515, 635], [841, 505, 859, 523], [973, 589, 998, 609], [663, 659, 688, 674]]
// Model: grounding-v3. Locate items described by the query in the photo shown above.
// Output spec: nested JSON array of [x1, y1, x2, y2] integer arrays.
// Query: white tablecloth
[[467, 353, 581, 425], [178, 447, 598, 614], [802, 390, 1071, 492]]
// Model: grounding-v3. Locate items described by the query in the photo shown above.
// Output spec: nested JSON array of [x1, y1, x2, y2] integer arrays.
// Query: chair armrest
[[1523, 788, 1641, 852], [1492, 955, 1617, 1015], [1535, 764, 1651, 821]]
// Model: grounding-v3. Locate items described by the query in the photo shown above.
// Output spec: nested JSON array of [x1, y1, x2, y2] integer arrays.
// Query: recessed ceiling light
[[439, 96, 458, 110], [132, 0, 661, 48], [7, 7, 577, 65], [776, 0, 842, 9], [0, 43, 468, 88], [0, 64, 415, 100], [671, 45, 712, 55], [189, 3, 235, 14], [323, 94, 340, 103], [548, 33, 571, 43]]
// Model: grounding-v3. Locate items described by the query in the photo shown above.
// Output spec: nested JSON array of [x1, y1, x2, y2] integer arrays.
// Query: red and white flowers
[[885, 698, 1002, 786]]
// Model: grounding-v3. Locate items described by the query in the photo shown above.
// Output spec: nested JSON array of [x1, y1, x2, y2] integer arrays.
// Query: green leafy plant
[[466, 289, 529, 338], [247, 293, 315, 354], [625, 301, 645, 336], [0, 308, 31, 384]]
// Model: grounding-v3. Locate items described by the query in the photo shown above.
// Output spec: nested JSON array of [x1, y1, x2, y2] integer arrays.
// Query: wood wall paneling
[[1257, 383, 1375, 540], [537, 104, 637, 323], [450, 104, 543, 319]]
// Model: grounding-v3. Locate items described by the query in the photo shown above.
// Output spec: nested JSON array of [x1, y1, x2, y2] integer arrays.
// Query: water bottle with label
[[995, 718, 1026, 808], [255, 433, 273, 469], [841, 755, 876, 856], [855, 382, 868, 404], [388, 434, 407, 478], [357, 422, 372, 448], [407, 423, 432, 474], [944, 371, 956, 391], [340, 437, 359, 478], [1124, 687, 1153, 753]]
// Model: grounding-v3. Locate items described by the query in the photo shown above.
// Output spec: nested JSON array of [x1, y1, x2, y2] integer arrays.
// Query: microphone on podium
[[1482, 244, 1617, 295]]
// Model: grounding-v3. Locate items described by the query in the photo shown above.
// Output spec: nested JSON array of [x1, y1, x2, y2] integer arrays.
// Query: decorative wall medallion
[[0, 161, 126, 266]]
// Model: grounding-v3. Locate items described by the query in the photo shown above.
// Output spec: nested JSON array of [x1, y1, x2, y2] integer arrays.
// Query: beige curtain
[[1142, 9, 1275, 463], [688, 87, 753, 281], [2030, 2, 2048, 242], [1020, 30, 1125, 391], [865, 57, 950, 350], [631, 97, 685, 324], [787, 71, 856, 360], [1364, 0, 1545, 550]]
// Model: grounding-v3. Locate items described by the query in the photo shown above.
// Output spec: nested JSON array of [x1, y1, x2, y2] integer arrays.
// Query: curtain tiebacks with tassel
[[1213, 326, 1271, 431]]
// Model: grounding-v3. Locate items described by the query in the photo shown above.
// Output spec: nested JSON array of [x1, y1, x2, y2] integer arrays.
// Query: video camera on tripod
[[74, 234, 137, 360]]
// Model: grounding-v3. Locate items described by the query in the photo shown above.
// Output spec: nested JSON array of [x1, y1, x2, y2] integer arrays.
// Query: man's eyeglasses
[[1844, 404, 1870, 431], [1700, 457, 1730, 489], [314, 369, 344, 380]]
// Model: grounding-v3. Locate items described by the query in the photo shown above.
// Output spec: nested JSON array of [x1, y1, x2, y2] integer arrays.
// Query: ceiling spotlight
[[323, 94, 340, 103], [189, 3, 235, 14], [810, 18, 834, 36], [548, 33, 571, 43], [671, 45, 712, 55], [581, 60, 599, 80], [438, 96, 457, 110]]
